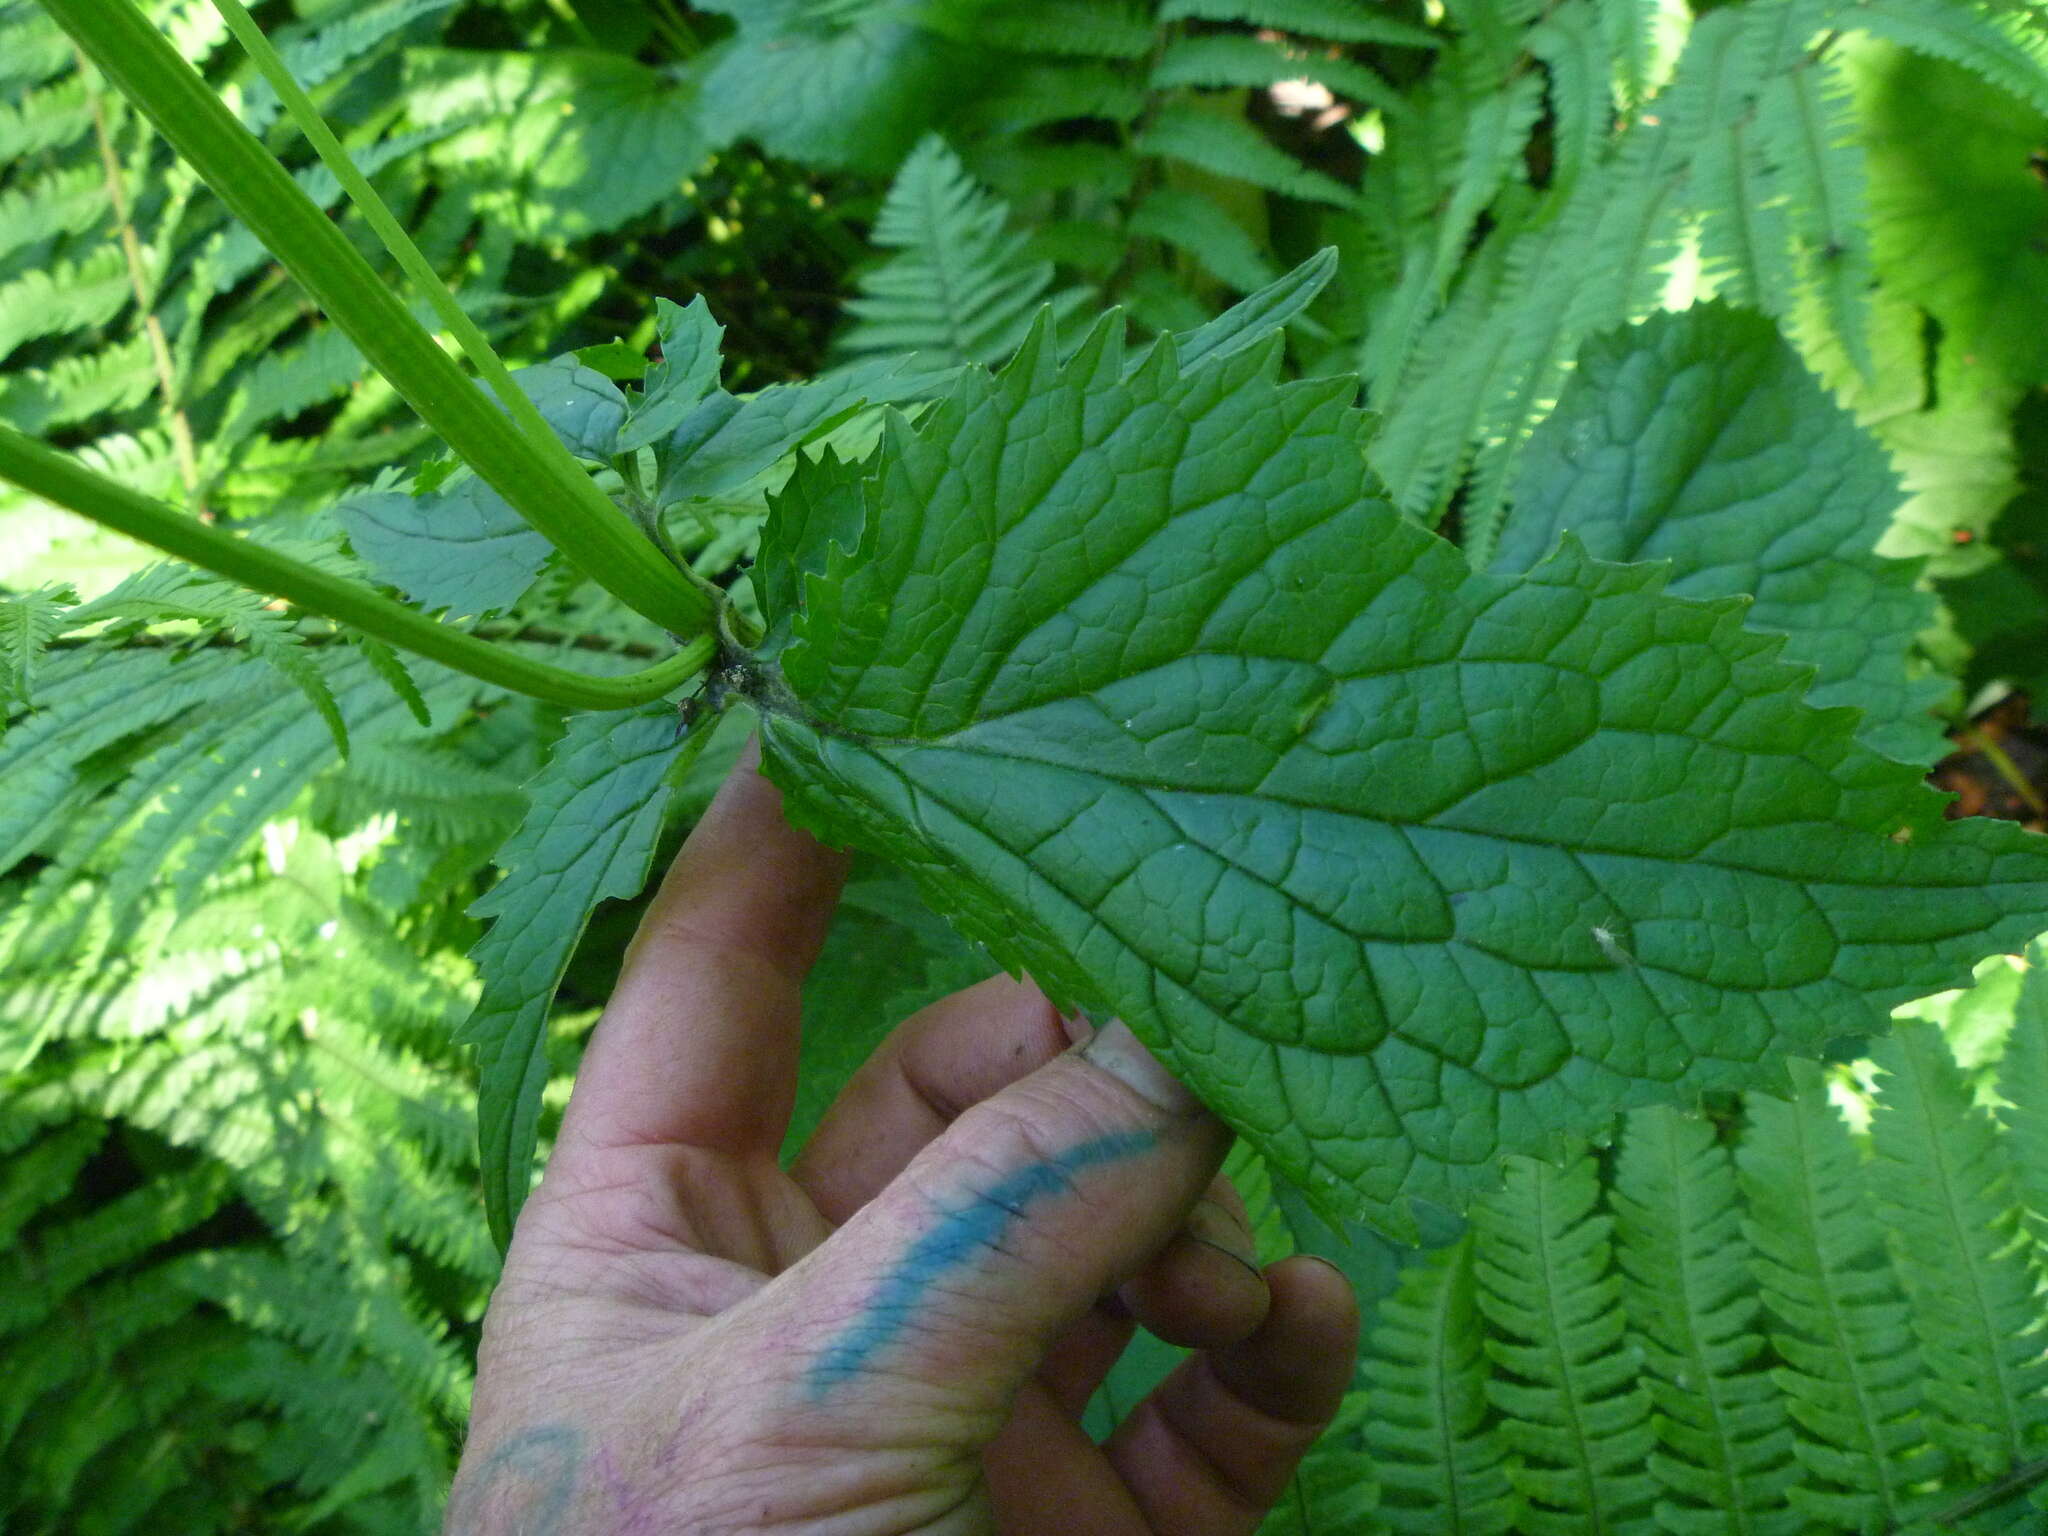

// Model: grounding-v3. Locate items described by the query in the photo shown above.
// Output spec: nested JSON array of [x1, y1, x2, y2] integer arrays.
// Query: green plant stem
[[39, 0, 711, 638], [0, 425, 709, 710], [207, 0, 559, 484]]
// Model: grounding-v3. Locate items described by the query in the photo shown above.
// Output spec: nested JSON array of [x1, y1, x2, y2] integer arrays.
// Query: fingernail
[[1186, 1198, 1262, 1278], [1290, 1253, 1355, 1291], [1078, 1020, 1205, 1116]]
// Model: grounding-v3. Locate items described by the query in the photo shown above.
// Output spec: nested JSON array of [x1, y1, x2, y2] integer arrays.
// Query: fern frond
[[1363, 1236, 1518, 1534], [979, 0, 1153, 58], [0, 1270, 211, 1451], [839, 135, 1064, 368], [1137, 103, 1358, 207], [1750, 59, 1874, 374], [1472, 1151, 1657, 1534], [1996, 959, 2048, 1251], [1147, 31, 1403, 108], [0, 79, 91, 164], [0, 1163, 230, 1333], [1162, 0, 1440, 50], [1128, 186, 1281, 292], [1611, 1104, 1801, 1532], [0, 1119, 102, 1246], [177, 1240, 472, 1414], [0, 645, 249, 877], [0, 8, 71, 95], [215, 320, 372, 450], [1687, 19, 1797, 315], [1738, 1060, 1940, 1529], [951, 63, 1147, 138], [1867, 1021, 2048, 1480], [1151, 34, 1315, 91], [71, 563, 348, 753], [1595, 0, 1690, 110], [312, 737, 525, 847], [0, 582, 77, 705], [1427, 71, 1546, 298], [211, 1335, 449, 1529], [1526, 3, 1619, 199], [0, 163, 109, 273], [0, 247, 131, 361], [0, 334, 157, 433], [236, 0, 455, 135], [1843, 0, 2048, 117]]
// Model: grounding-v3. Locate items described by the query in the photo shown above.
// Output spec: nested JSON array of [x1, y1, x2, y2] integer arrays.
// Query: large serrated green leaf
[[747, 311, 2048, 1236], [1494, 303, 1947, 765], [460, 704, 690, 1246]]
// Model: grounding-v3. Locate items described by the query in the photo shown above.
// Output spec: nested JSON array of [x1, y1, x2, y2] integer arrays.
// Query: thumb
[[783, 1020, 1228, 1418]]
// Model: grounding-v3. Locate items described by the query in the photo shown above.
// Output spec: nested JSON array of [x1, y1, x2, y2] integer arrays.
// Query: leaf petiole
[[0, 425, 709, 711]]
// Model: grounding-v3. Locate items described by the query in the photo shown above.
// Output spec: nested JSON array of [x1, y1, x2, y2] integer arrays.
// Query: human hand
[[447, 742, 1359, 1534]]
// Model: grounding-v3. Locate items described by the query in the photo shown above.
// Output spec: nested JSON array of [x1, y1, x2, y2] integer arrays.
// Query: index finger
[[551, 737, 850, 1171]]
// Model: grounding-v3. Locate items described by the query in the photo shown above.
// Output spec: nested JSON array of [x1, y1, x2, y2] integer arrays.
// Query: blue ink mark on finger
[[806, 1129, 1158, 1397]]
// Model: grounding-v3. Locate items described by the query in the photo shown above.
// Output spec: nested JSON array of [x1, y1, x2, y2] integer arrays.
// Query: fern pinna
[[1306, 999, 2048, 1534]]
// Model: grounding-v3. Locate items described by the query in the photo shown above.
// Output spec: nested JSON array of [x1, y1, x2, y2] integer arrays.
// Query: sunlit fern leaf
[[1996, 958, 2048, 1251], [312, 736, 525, 848], [0, 645, 249, 875], [1611, 1104, 1802, 1533], [1867, 1020, 2048, 1481], [1527, 3, 1617, 199], [1594, 0, 1689, 111], [1842, 0, 2048, 118], [1472, 1152, 1657, 1534], [1427, 71, 1545, 298], [838, 134, 1072, 370], [0, 582, 76, 705], [1737, 1060, 1941, 1529], [235, 0, 452, 135], [0, 4, 71, 95], [1687, 27, 1797, 316], [1363, 1237, 1518, 1535], [69, 563, 350, 753], [0, 78, 91, 164], [1750, 61, 1875, 377]]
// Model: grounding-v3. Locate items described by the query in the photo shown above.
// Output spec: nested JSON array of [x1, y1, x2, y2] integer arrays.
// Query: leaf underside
[[460, 704, 686, 1246], [748, 312, 2048, 1236]]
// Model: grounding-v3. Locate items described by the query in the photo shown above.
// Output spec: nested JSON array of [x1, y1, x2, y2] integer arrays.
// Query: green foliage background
[[4, 0, 2048, 1529]]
